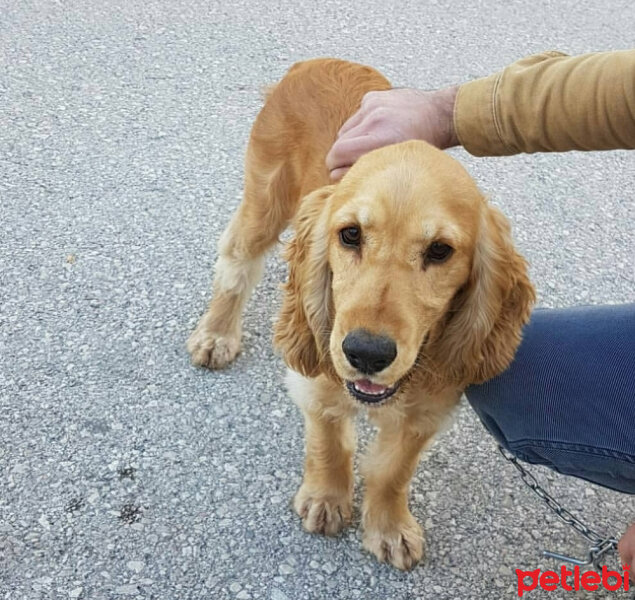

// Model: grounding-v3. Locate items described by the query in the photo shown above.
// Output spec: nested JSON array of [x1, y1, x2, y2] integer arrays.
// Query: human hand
[[618, 522, 635, 570], [326, 86, 459, 180]]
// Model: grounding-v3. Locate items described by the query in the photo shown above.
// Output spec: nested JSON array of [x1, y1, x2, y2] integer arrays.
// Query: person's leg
[[465, 303, 635, 494]]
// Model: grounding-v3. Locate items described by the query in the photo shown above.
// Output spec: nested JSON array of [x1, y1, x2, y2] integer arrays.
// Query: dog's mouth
[[346, 379, 400, 406]]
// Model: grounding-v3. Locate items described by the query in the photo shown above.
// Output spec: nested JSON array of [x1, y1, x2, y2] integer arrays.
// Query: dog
[[187, 58, 535, 570]]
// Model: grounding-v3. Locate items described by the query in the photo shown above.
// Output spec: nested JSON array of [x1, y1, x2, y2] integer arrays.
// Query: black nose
[[342, 329, 397, 375]]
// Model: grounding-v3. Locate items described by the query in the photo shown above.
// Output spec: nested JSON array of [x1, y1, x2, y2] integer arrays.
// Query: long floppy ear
[[273, 185, 335, 378], [432, 203, 536, 385]]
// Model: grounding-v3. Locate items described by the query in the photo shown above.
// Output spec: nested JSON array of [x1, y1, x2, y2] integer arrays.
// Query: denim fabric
[[465, 303, 635, 494]]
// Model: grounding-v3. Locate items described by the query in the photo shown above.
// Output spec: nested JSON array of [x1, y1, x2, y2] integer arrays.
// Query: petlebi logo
[[516, 564, 630, 596]]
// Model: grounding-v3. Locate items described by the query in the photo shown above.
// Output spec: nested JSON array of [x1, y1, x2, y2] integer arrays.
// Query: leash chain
[[498, 445, 620, 568]]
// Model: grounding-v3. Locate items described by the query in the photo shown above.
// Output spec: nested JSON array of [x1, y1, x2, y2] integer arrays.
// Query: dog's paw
[[293, 485, 352, 536], [363, 514, 424, 570], [187, 326, 240, 369]]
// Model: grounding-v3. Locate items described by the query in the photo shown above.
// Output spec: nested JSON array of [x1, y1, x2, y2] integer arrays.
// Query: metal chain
[[498, 445, 619, 568]]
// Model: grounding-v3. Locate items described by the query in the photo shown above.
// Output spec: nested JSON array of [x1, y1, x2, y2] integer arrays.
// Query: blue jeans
[[465, 303, 635, 494]]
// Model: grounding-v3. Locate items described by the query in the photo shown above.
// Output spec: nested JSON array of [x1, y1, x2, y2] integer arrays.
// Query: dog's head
[[274, 141, 535, 405]]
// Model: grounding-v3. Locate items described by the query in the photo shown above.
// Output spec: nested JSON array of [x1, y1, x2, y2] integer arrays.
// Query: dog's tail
[[260, 83, 277, 103]]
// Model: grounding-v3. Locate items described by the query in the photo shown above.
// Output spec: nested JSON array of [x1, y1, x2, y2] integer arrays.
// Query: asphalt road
[[1, 1, 634, 599]]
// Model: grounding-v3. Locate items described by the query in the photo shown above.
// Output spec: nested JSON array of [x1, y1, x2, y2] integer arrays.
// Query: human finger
[[336, 108, 366, 138], [329, 166, 350, 181], [325, 134, 381, 173]]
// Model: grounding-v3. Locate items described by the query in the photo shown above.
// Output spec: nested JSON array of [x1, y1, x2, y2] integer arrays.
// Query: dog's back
[[249, 58, 391, 204]]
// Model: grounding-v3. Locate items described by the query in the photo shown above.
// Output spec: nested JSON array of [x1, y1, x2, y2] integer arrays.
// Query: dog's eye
[[425, 242, 453, 264], [339, 226, 361, 248]]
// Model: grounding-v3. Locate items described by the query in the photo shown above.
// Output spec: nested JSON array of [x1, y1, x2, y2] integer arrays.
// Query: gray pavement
[[1, 1, 634, 598]]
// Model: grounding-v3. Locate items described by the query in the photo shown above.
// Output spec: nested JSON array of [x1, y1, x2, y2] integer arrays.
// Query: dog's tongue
[[354, 379, 387, 395]]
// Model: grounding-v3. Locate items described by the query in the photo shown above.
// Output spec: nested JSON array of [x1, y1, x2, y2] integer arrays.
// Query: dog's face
[[274, 141, 534, 403], [326, 147, 481, 404]]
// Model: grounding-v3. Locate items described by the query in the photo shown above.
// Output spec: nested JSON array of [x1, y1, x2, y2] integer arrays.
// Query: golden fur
[[187, 58, 535, 570]]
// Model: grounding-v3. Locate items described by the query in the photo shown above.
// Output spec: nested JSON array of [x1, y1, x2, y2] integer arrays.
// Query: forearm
[[454, 50, 635, 156]]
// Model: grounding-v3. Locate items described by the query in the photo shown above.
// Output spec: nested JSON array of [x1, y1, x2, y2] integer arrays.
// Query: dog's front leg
[[287, 372, 357, 536], [361, 390, 459, 570]]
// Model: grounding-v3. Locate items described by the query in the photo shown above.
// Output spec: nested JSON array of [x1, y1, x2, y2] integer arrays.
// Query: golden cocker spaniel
[[187, 58, 535, 570]]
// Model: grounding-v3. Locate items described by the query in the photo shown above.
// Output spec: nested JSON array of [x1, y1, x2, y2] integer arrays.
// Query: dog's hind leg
[[187, 158, 294, 369]]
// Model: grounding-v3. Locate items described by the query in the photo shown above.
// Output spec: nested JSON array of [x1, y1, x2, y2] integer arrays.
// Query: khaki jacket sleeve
[[454, 50, 635, 156]]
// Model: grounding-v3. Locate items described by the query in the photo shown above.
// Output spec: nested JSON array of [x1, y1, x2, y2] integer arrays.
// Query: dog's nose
[[342, 329, 397, 375]]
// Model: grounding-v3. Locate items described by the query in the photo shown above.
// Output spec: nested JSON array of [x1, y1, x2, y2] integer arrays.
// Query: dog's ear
[[274, 185, 335, 377], [431, 203, 535, 385]]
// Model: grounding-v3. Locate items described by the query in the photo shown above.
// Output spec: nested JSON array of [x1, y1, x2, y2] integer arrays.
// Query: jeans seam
[[510, 439, 635, 464]]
